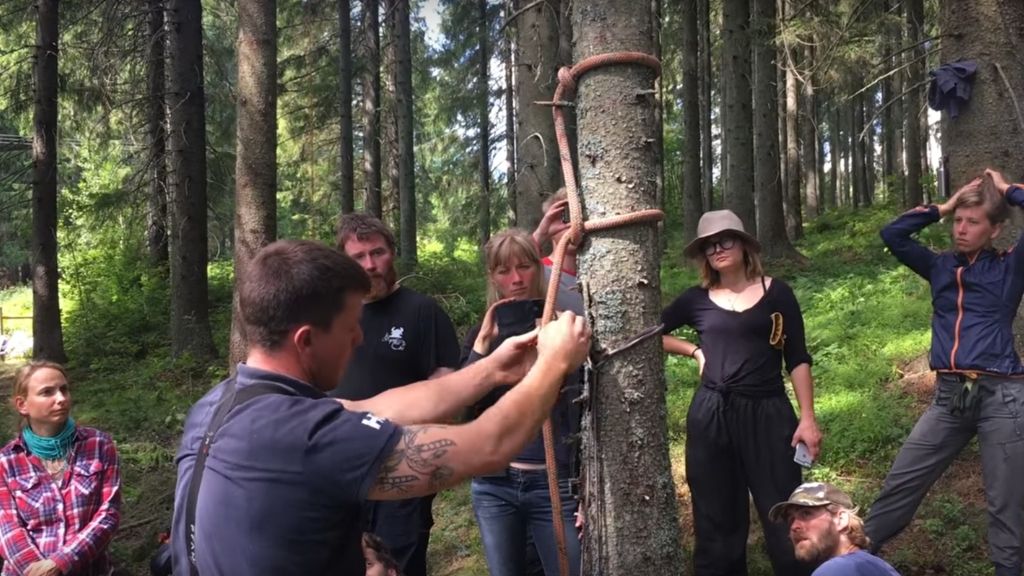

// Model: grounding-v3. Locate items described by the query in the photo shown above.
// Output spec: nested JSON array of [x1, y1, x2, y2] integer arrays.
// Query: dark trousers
[[865, 374, 1024, 576], [364, 496, 434, 576], [686, 386, 810, 576]]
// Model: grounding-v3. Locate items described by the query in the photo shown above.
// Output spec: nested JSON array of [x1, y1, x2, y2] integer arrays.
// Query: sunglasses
[[702, 236, 737, 256]]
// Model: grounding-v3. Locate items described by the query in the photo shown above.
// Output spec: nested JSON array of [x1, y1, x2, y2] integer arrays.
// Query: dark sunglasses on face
[[703, 236, 737, 256]]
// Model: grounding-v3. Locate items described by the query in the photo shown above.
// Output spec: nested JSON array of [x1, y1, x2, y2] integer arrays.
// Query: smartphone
[[494, 299, 544, 338], [561, 205, 571, 224], [794, 442, 814, 468]]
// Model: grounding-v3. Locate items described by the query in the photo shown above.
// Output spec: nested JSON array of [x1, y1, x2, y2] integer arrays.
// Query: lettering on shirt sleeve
[[361, 413, 388, 431]]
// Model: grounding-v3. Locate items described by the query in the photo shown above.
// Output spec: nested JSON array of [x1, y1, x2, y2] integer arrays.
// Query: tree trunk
[[362, 0, 382, 217], [882, 0, 896, 201], [573, 4, 683, 572], [864, 86, 876, 206], [382, 10, 400, 232], [783, 1, 801, 239], [166, 0, 215, 359], [681, 0, 701, 241], [229, 0, 277, 368], [720, 0, 755, 234], [801, 45, 819, 219], [904, 0, 925, 207], [851, 92, 866, 207], [390, 0, 416, 269], [478, 0, 491, 247], [829, 101, 840, 208], [697, 0, 713, 212], [147, 0, 168, 266], [652, 0, 664, 229], [752, 0, 793, 258], [892, 3, 906, 204], [31, 0, 66, 363], [504, 0, 517, 225], [338, 0, 354, 213], [514, 0, 562, 230]]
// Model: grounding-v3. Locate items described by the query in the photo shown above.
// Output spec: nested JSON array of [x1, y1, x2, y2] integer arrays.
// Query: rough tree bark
[[720, 0, 755, 234], [229, 0, 277, 368], [478, 0, 491, 247], [362, 0, 382, 217], [681, 0, 701, 241], [339, 0, 354, 213], [904, 0, 925, 207], [31, 0, 66, 363], [783, 0, 802, 239], [390, 0, 416, 269], [504, 0, 517, 224], [147, 0, 168, 265], [514, 0, 563, 230], [697, 0, 713, 212], [752, 0, 794, 259], [166, 0, 215, 359], [801, 45, 819, 218], [572, 3, 683, 573]]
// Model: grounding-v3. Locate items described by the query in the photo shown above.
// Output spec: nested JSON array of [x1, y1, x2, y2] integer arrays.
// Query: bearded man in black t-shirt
[[330, 213, 461, 576]]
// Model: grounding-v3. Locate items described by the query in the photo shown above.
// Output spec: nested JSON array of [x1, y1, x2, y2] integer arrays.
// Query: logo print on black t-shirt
[[382, 326, 407, 351]]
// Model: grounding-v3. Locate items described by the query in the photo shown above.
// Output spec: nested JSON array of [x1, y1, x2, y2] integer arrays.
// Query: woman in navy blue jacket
[[866, 169, 1024, 576]]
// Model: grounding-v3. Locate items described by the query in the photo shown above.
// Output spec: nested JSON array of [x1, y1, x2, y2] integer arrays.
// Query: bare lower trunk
[[339, 0, 354, 213], [229, 0, 278, 368], [31, 0, 66, 362], [167, 0, 215, 359], [362, 0, 382, 216], [514, 0, 563, 229], [573, 3, 683, 573], [147, 0, 168, 265], [681, 0, 701, 240]]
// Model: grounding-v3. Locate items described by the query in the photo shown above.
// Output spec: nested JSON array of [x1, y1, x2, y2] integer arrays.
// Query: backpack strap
[[185, 380, 290, 576]]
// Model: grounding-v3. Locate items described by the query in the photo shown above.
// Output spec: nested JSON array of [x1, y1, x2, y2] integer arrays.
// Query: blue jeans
[[471, 469, 581, 576]]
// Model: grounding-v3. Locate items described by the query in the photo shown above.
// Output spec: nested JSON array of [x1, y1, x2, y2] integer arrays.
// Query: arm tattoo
[[375, 426, 457, 494]]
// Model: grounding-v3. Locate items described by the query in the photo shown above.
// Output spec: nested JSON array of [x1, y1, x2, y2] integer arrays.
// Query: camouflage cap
[[768, 482, 855, 523]]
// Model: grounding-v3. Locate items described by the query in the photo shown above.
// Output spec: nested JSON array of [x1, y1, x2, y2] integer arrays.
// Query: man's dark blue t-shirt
[[813, 550, 902, 576], [171, 364, 401, 576]]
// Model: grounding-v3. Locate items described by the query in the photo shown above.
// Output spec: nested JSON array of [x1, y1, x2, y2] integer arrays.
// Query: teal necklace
[[22, 417, 77, 460]]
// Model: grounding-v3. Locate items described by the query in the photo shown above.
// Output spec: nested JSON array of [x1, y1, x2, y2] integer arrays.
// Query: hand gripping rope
[[537, 51, 662, 576]]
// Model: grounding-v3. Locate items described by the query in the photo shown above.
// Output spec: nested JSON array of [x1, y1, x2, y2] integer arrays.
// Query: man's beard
[[793, 525, 841, 568], [367, 267, 397, 301]]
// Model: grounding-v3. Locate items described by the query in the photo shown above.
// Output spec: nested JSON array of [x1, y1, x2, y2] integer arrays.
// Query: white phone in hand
[[794, 441, 814, 468]]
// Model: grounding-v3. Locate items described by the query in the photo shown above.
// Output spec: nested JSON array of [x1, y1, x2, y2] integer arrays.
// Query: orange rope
[[539, 52, 662, 576]]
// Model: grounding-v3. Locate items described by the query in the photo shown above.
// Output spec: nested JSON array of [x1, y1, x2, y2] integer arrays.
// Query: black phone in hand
[[494, 299, 544, 339]]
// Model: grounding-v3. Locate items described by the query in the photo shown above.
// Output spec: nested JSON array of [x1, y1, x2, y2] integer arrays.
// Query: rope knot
[[557, 66, 577, 97]]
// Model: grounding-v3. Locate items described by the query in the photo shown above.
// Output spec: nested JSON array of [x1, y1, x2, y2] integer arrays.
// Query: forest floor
[[0, 204, 996, 575]]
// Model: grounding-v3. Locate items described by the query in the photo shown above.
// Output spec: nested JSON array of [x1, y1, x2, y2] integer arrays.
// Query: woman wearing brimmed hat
[[661, 209, 822, 575]]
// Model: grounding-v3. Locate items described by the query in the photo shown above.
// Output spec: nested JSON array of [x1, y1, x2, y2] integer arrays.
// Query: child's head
[[362, 532, 402, 576]]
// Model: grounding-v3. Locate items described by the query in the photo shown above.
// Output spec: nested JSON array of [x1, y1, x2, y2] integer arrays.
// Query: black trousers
[[686, 385, 810, 576]]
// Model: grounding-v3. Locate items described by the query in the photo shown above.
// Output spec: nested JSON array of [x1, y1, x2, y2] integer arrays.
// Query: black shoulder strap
[[185, 381, 289, 576], [761, 275, 768, 293]]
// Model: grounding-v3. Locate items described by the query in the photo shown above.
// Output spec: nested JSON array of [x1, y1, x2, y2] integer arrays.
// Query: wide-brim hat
[[683, 209, 761, 259], [768, 482, 855, 523]]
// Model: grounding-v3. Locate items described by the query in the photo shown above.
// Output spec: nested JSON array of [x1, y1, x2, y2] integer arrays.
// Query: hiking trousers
[[865, 373, 1024, 576], [686, 385, 811, 576]]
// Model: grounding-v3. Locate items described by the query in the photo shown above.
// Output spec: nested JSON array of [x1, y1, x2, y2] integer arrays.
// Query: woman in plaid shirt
[[0, 362, 121, 576]]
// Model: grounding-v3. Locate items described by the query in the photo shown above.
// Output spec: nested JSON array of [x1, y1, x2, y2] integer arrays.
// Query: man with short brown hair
[[332, 213, 460, 576]]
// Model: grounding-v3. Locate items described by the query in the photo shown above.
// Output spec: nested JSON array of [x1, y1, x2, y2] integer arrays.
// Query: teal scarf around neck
[[22, 417, 76, 460]]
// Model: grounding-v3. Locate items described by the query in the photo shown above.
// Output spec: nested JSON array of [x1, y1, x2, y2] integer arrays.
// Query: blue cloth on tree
[[928, 60, 978, 118]]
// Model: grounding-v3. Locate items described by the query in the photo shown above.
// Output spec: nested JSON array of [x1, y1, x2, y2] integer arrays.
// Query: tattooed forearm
[[374, 425, 458, 493]]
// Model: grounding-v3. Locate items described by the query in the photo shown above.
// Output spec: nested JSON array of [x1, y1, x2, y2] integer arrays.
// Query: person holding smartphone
[[461, 228, 583, 576], [661, 209, 821, 576]]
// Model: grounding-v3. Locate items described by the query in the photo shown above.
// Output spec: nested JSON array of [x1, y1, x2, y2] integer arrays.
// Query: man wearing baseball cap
[[770, 482, 901, 575]]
